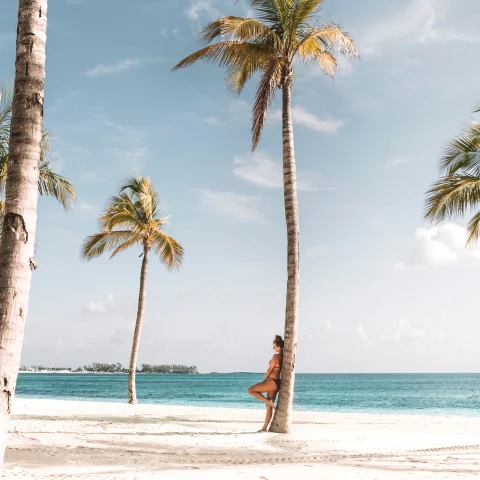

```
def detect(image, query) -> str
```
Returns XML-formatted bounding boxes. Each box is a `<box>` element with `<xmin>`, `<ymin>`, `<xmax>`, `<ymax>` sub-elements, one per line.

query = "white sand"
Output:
<box><xmin>3</xmin><ymin>398</ymin><xmax>480</xmax><ymax>479</ymax></box>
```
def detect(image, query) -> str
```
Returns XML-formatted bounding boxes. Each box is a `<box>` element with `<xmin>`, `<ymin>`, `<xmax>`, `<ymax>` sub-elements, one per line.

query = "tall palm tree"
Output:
<box><xmin>173</xmin><ymin>0</ymin><xmax>358</xmax><ymax>433</ymax></box>
<box><xmin>0</xmin><ymin>85</ymin><xmax>76</xmax><ymax>228</ymax></box>
<box><xmin>0</xmin><ymin>0</ymin><xmax>49</xmax><ymax>470</ymax></box>
<box><xmin>425</xmin><ymin>105</ymin><xmax>480</xmax><ymax>243</ymax></box>
<box><xmin>81</xmin><ymin>176</ymin><xmax>184</xmax><ymax>404</ymax></box>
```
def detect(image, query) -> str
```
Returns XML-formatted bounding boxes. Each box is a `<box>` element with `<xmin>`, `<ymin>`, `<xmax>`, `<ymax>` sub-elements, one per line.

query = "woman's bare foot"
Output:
<box><xmin>257</xmin><ymin>428</ymin><xmax>267</xmax><ymax>432</ymax></box>
<box><xmin>266</xmin><ymin>399</ymin><xmax>275</xmax><ymax>409</ymax></box>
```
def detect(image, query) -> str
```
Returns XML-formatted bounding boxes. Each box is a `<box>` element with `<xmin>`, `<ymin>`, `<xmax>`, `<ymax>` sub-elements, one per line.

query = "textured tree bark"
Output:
<box><xmin>128</xmin><ymin>246</ymin><xmax>149</xmax><ymax>405</ymax></box>
<box><xmin>0</xmin><ymin>0</ymin><xmax>48</xmax><ymax>470</ymax></box>
<box><xmin>269</xmin><ymin>69</ymin><xmax>300</xmax><ymax>434</ymax></box>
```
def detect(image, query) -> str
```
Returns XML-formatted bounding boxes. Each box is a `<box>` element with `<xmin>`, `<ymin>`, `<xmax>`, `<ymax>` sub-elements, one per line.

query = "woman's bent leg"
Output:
<box><xmin>248</xmin><ymin>381</ymin><xmax>278</xmax><ymax>407</ymax></box>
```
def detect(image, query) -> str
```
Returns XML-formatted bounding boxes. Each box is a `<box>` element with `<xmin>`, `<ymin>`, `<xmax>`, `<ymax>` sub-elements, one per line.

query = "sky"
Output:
<box><xmin>1</xmin><ymin>0</ymin><xmax>480</xmax><ymax>373</ymax></box>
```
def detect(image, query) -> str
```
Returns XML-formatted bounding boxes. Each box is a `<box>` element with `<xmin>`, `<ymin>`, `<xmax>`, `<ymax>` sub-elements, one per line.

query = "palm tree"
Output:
<box><xmin>425</xmin><ymin>105</ymin><xmax>480</xmax><ymax>243</ymax></box>
<box><xmin>173</xmin><ymin>0</ymin><xmax>358</xmax><ymax>432</ymax></box>
<box><xmin>0</xmin><ymin>85</ymin><xmax>76</xmax><ymax>228</ymax></box>
<box><xmin>0</xmin><ymin>0</ymin><xmax>49</xmax><ymax>469</ymax></box>
<box><xmin>81</xmin><ymin>176</ymin><xmax>184</xmax><ymax>404</ymax></box>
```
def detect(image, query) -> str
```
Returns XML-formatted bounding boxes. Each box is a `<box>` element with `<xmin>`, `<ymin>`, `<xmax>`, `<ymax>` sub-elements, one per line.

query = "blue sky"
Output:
<box><xmin>1</xmin><ymin>0</ymin><xmax>480</xmax><ymax>372</ymax></box>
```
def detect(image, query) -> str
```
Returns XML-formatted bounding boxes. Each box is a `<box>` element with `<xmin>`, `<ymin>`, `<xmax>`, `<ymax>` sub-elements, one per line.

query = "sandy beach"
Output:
<box><xmin>2</xmin><ymin>399</ymin><xmax>479</xmax><ymax>479</ymax></box>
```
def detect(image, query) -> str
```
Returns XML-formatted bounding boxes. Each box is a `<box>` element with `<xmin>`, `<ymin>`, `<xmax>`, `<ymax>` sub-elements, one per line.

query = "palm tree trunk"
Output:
<box><xmin>0</xmin><ymin>0</ymin><xmax>48</xmax><ymax>468</ymax></box>
<box><xmin>269</xmin><ymin>69</ymin><xmax>300</xmax><ymax>434</ymax></box>
<box><xmin>128</xmin><ymin>246</ymin><xmax>149</xmax><ymax>404</ymax></box>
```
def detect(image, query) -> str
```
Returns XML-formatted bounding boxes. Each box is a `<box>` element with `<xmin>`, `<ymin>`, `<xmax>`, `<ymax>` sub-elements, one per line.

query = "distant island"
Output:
<box><xmin>20</xmin><ymin>363</ymin><xmax>199</xmax><ymax>374</ymax></box>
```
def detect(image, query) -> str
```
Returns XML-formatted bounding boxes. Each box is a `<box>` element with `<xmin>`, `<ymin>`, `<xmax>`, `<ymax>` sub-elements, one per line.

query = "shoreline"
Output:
<box><xmin>5</xmin><ymin>398</ymin><xmax>480</xmax><ymax>479</ymax></box>
<box><xmin>13</xmin><ymin>394</ymin><xmax>480</xmax><ymax>418</ymax></box>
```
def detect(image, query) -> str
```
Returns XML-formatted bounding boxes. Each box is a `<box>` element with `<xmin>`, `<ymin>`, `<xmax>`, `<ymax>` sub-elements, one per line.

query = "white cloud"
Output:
<box><xmin>393</xmin><ymin>319</ymin><xmax>427</xmax><ymax>342</ymax></box>
<box><xmin>197</xmin><ymin>190</ymin><xmax>265</xmax><ymax>223</ymax></box>
<box><xmin>202</xmin><ymin>116</ymin><xmax>223</xmax><ymax>127</ymax></box>
<box><xmin>291</xmin><ymin>106</ymin><xmax>343</xmax><ymax>133</ymax></box>
<box><xmin>186</xmin><ymin>0</ymin><xmax>249</xmax><ymax>25</ymax></box>
<box><xmin>85</xmin><ymin>57</ymin><xmax>164</xmax><ymax>78</ymax></box>
<box><xmin>186</xmin><ymin>0</ymin><xmax>220</xmax><ymax>21</ymax></box>
<box><xmin>357</xmin><ymin>323</ymin><xmax>368</xmax><ymax>342</ymax></box>
<box><xmin>270</xmin><ymin>105</ymin><xmax>343</xmax><ymax>134</ymax></box>
<box><xmin>229</xmin><ymin>100</ymin><xmax>343</xmax><ymax>135</ymax></box>
<box><xmin>320</xmin><ymin>320</ymin><xmax>333</xmax><ymax>332</ymax></box>
<box><xmin>393</xmin><ymin>223</ymin><xmax>480</xmax><ymax>269</ymax></box>
<box><xmin>383</xmin><ymin>319</ymin><xmax>446</xmax><ymax>343</ymax></box>
<box><xmin>83</xmin><ymin>294</ymin><xmax>115</xmax><ymax>315</ymax></box>
<box><xmin>233</xmin><ymin>151</ymin><xmax>330</xmax><ymax>192</ymax></box>
<box><xmin>362</xmin><ymin>0</ymin><xmax>480</xmax><ymax>56</ymax></box>
<box><xmin>386</xmin><ymin>156</ymin><xmax>419</xmax><ymax>168</ymax></box>
<box><xmin>75</xmin><ymin>201</ymin><xmax>96</xmax><ymax>212</ymax></box>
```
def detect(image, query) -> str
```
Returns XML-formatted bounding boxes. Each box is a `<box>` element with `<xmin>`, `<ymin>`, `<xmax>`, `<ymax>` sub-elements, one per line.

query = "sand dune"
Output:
<box><xmin>4</xmin><ymin>399</ymin><xmax>480</xmax><ymax>479</ymax></box>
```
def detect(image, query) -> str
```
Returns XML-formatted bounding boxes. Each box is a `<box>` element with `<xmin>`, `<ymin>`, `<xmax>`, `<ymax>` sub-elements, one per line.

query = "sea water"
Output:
<box><xmin>16</xmin><ymin>373</ymin><xmax>480</xmax><ymax>415</ymax></box>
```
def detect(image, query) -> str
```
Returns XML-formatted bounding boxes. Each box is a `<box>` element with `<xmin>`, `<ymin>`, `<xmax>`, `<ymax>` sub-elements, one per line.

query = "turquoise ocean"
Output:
<box><xmin>16</xmin><ymin>373</ymin><xmax>480</xmax><ymax>416</ymax></box>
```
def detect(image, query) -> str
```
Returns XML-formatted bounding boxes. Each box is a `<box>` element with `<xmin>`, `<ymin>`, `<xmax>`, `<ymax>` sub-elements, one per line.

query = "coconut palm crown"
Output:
<box><xmin>81</xmin><ymin>176</ymin><xmax>183</xmax><ymax>266</ymax></box>
<box><xmin>425</xmin><ymin>106</ymin><xmax>480</xmax><ymax>244</ymax></box>
<box><xmin>173</xmin><ymin>0</ymin><xmax>358</xmax><ymax>149</ymax></box>
<box><xmin>0</xmin><ymin>84</ymin><xmax>76</xmax><ymax>225</ymax></box>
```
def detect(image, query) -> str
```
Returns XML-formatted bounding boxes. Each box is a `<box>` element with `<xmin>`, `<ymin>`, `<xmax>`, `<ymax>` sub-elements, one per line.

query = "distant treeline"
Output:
<box><xmin>21</xmin><ymin>363</ymin><xmax>199</xmax><ymax>374</ymax></box>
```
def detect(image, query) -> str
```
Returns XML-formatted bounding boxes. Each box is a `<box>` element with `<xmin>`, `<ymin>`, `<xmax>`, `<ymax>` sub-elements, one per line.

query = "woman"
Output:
<box><xmin>248</xmin><ymin>335</ymin><xmax>284</xmax><ymax>432</ymax></box>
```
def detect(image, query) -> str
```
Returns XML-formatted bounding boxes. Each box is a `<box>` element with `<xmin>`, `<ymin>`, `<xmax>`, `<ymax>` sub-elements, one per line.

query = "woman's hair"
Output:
<box><xmin>273</xmin><ymin>335</ymin><xmax>284</xmax><ymax>349</ymax></box>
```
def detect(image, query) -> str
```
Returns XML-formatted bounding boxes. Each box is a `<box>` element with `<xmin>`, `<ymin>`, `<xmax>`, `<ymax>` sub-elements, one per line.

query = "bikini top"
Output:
<box><xmin>272</xmin><ymin>355</ymin><xmax>282</xmax><ymax>370</ymax></box>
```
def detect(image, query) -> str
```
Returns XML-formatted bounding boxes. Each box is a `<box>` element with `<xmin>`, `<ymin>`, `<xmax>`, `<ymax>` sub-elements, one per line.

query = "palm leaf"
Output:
<box><xmin>38</xmin><ymin>160</ymin><xmax>76</xmax><ymax>210</ymax></box>
<box><xmin>466</xmin><ymin>211</ymin><xmax>480</xmax><ymax>244</ymax></box>
<box><xmin>120</xmin><ymin>176</ymin><xmax>160</xmax><ymax>222</ymax></box>
<box><xmin>81</xmin><ymin>230</ymin><xmax>139</xmax><ymax>260</ymax></box>
<box><xmin>440</xmin><ymin>122</ymin><xmax>480</xmax><ymax>176</ymax></box>
<box><xmin>0</xmin><ymin>198</ymin><xmax>4</xmax><ymax>230</ymax></box>
<box><xmin>0</xmin><ymin>84</ymin><xmax>12</xmax><ymax>157</ymax></box>
<box><xmin>295</xmin><ymin>23</ymin><xmax>358</xmax><ymax>60</ymax></box>
<box><xmin>424</xmin><ymin>174</ymin><xmax>480</xmax><ymax>222</ymax></box>
<box><xmin>252</xmin><ymin>58</ymin><xmax>282</xmax><ymax>150</ymax></box>
<box><xmin>200</xmin><ymin>16</ymin><xmax>280</xmax><ymax>46</ymax></box>
<box><xmin>173</xmin><ymin>41</ymin><xmax>274</xmax><ymax>72</ymax></box>
<box><xmin>248</xmin><ymin>0</ymin><xmax>284</xmax><ymax>30</ymax></box>
<box><xmin>150</xmin><ymin>230</ymin><xmax>184</xmax><ymax>270</ymax></box>
<box><xmin>297</xmin><ymin>36</ymin><xmax>337</xmax><ymax>76</ymax></box>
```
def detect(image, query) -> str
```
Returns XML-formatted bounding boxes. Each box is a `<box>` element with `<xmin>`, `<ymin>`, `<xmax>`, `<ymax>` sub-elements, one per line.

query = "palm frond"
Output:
<box><xmin>0</xmin><ymin>83</ymin><xmax>12</xmax><ymax>167</ymax></box>
<box><xmin>297</xmin><ymin>36</ymin><xmax>337</xmax><ymax>76</ymax></box>
<box><xmin>0</xmin><ymin>198</ymin><xmax>4</xmax><ymax>230</ymax></box>
<box><xmin>200</xmin><ymin>16</ymin><xmax>281</xmax><ymax>46</ymax></box>
<box><xmin>440</xmin><ymin>122</ymin><xmax>480</xmax><ymax>176</ymax></box>
<box><xmin>100</xmin><ymin>209</ymin><xmax>144</xmax><ymax>234</ymax></box>
<box><xmin>295</xmin><ymin>23</ymin><xmax>358</xmax><ymax>60</ymax></box>
<box><xmin>38</xmin><ymin>160</ymin><xmax>76</xmax><ymax>210</ymax></box>
<box><xmin>249</xmin><ymin>0</ymin><xmax>284</xmax><ymax>30</ymax></box>
<box><xmin>120</xmin><ymin>176</ymin><xmax>159</xmax><ymax>222</ymax></box>
<box><xmin>424</xmin><ymin>174</ymin><xmax>480</xmax><ymax>223</ymax></box>
<box><xmin>150</xmin><ymin>230</ymin><xmax>184</xmax><ymax>271</ymax></box>
<box><xmin>173</xmin><ymin>41</ymin><xmax>274</xmax><ymax>72</ymax></box>
<box><xmin>252</xmin><ymin>58</ymin><xmax>282</xmax><ymax>150</ymax></box>
<box><xmin>286</xmin><ymin>0</ymin><xmax>323</xmax><ymax>47</ymax></box>
<box><xmin>0</xmin><ymin>154</ymin><xmax>7</xmax><ymax>197</ymax></box>
<box><xmin>466</xmin><ymin>211</ymin><xmax>480</xmax><ymax>244</ymax></box>
<box><xmin>225</xmin><ymin>50</ymin><xmax>271</xmax><ymax>94</ymax></box>
<box><xmin>109</xmin><ymin>236</ymin><xmax>140</xmax><ymax>258</ymax></box>
<box><xmin>81</xmin><ymin>230</ymin><xmax>139</xmax><ymax>261</ymax></box>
